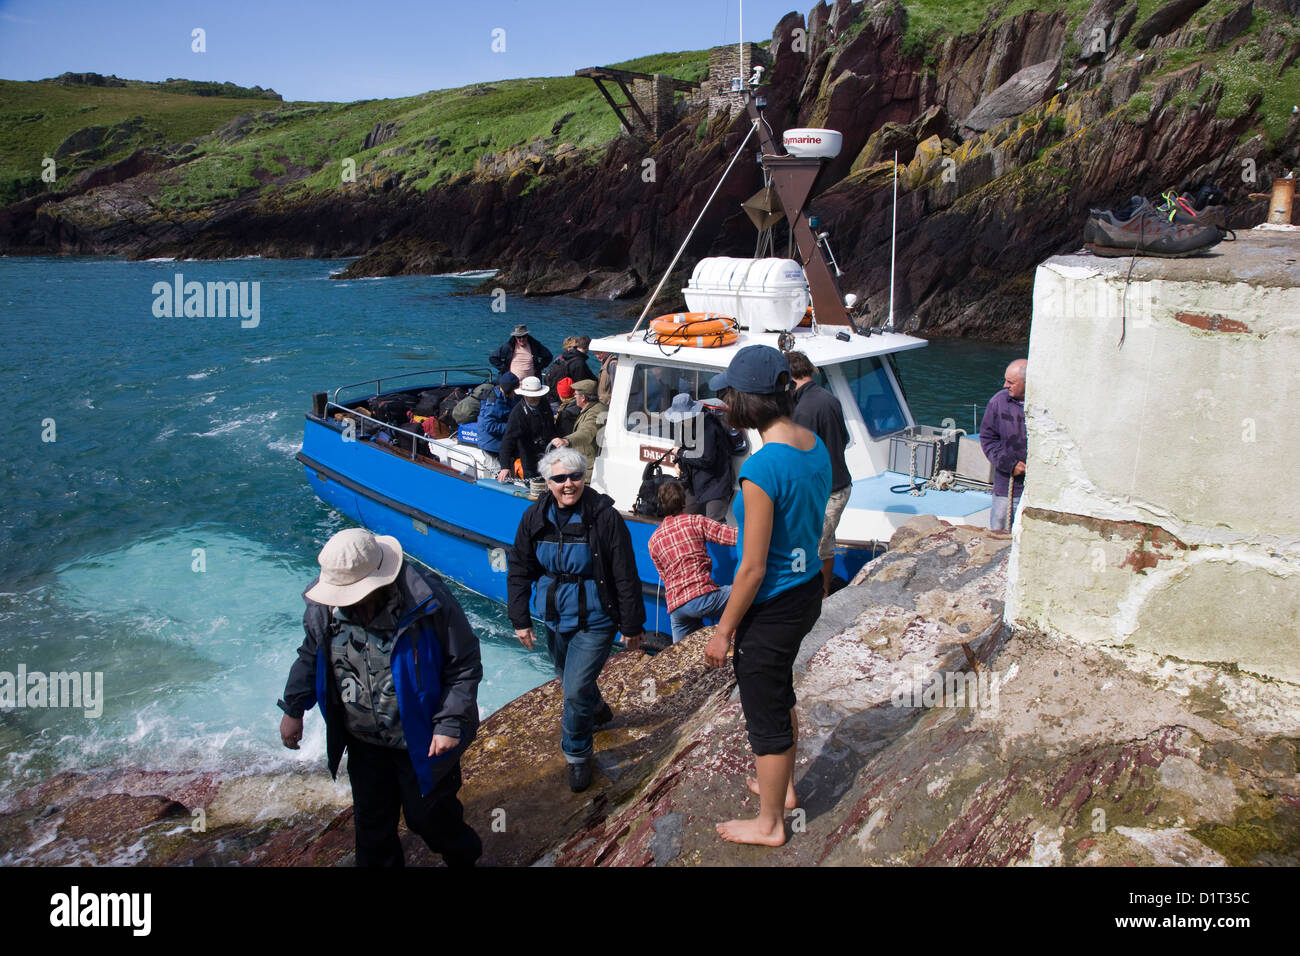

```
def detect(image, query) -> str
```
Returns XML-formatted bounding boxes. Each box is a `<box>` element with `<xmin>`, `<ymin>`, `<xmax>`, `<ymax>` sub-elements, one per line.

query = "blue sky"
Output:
<box><xmin>0</xmin><ymin>0</ymin><xmax>809</xmax><ymax>101</ymax></box>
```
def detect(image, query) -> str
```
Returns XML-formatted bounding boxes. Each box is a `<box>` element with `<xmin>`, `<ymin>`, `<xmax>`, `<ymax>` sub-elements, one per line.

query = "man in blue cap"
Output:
<box><xmin>476</xmin><ymin>372</ymin><xmax>519</xmax><ymax>475</ymax></box>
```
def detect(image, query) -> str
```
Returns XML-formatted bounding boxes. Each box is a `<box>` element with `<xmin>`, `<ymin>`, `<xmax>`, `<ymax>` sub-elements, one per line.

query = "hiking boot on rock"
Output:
<box><xmin>1085</xmin><ymin>196</ymin><xmax>1222</xmax><ymax>258</ymax></box>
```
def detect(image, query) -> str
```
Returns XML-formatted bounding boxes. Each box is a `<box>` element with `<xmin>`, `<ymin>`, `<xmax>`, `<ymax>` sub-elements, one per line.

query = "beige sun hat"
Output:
<box><xmin>516</xmin><ymin>375</ymin><xmax>549</xmax><ymax>398</ymax></box>
<box><xmin>305</xmin><ymin>528</ymin><xmax>403</xmax><ymax>606</ymax></box>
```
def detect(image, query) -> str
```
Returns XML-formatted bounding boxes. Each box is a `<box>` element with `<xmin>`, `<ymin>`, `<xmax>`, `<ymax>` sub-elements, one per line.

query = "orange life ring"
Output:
<box><xmin>654</xmin><ymin>329</ymin><xmax>740</xmax><ymax>348</ymax></box>
<box><xmin>650</xmin><ymin>312</ymin><xmax>736</xmax><ymax>336</ymax></box>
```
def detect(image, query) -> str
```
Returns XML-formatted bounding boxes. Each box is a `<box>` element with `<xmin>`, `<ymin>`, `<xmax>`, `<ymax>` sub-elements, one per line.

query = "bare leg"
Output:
<box><xmin>747</xmin><ymin>708</ymin><xmax>798</xmax><ymax>809</ymax></box>
<box><xmin>718</xmin><ymin>747</ymin><xmax>793</xmax><ymax>846</ymax></box>
<box><xmin>821</xmin><ymin>558</ymin><xmax>834</xmax><ymax>597</ymax></box>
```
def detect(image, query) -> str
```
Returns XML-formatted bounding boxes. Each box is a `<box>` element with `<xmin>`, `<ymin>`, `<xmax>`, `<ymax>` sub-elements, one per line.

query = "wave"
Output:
<box><xmin>191</xmin><ymin>410</ymin><xmax>278</xmax><ymax>437</ymax></box>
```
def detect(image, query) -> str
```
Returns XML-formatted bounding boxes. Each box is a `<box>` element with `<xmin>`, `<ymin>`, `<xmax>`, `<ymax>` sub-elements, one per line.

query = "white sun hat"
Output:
<box><xmin>305</xmin><ymin>528</ymin><xmax>404</xmax><ymax>606</ymax></box>
<box><xmin>516</xmin><ymin>375</ymin><xmax>550</xmax><ymax>398</ymax></box>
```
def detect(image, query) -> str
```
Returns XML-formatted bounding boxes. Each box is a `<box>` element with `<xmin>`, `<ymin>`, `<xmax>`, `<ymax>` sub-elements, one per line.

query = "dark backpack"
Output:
<box><xmin>371</xmin><ymin>393</ymin><xmax>417</xmax><ymax>426</ymax></box>
<box><xmin>633</xmin><ymin>453</ymin><xmax>682</xmax><ymax>518</ymax></box>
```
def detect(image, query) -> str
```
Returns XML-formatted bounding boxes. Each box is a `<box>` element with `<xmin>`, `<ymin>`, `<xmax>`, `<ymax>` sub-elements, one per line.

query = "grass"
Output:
<box><xmin>0</xmin><ymin>79</ymin><xmax>275</xmax><ymax>203</ymax></box>
<box><xmin>3</xmin><ymin>44</ymin><xmax>712</xmax><ymax>211</ymax></box>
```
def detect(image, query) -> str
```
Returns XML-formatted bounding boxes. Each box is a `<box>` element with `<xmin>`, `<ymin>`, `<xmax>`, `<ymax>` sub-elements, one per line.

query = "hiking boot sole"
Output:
<box><xmin>1086</xmin><ymin>242</ymin><xmax>1218</xmax><ymax>259</ymax></box>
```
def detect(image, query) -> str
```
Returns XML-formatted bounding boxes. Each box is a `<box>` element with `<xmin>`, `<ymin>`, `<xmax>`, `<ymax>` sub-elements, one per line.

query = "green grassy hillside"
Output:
<box><xmin>0</xmin><ymin>79</ymin><xmax>281</xmax><ymax>203</ymax></box>
<box><xmin>0</xmin><ymin>49</ymin><xmax>711</xmax><ymax>209</ymax></box>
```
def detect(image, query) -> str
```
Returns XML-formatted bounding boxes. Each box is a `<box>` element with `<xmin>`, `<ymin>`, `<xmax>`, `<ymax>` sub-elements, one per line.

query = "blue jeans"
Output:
<box><xmin>545</xmin><ymin>626</ymin><xmax>615</xmax><ymax>762</ymax></box>
<box><xmin>669</xmin><ymin>586</ymin><xmax>731</xmax><ymax>642</ymax></box>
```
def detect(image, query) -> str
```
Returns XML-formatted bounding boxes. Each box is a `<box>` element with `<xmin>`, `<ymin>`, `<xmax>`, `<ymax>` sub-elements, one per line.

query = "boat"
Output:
<box><xmin>297</xmin><ymin>85</ymin><xmax>994</xmax><ymax>635</ymax></box>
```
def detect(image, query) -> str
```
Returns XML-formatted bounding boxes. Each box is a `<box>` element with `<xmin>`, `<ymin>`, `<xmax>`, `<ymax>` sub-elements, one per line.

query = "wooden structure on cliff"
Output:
<box><xmin>575</xmin><ymin>67</ymin><xmax>699</xmax><ymax>138</ymax></box>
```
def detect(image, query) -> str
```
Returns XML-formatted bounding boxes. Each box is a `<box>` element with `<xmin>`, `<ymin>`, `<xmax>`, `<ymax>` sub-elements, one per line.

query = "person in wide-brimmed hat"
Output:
<box><xmin>489</xmin><ymin>324</ymin><xmax>553</xmax><ymax>382</ymax></box>
<box><xmin>702</xmin><ymin>345</ymin><xmax>830</xmax><ymax>849</ymax></box>
<box><xmin>664</xmin><ymin>392</ymin><xmax>735</xmax><ymax>522</ymax></box>
<box><xmin>278</xmin><ymin>528</ymin><xmax>484</xmax><ymax>867</ymax></box>
<box><xmin>496</xmin><ymin>376</ymin><xmax>557</xmax><ymax>487</ymax></box>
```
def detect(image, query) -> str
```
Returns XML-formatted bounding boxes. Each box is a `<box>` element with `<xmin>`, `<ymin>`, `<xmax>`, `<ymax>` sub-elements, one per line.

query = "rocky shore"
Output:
<box><xmin>4</xmin><ymin>517</ymin><xmax>1295</xmax><ymax>866</ymax></box>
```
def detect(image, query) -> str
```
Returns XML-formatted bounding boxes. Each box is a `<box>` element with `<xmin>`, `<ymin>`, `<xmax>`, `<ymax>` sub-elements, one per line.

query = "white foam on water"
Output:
<box><xmin>191</xmin><ymin>409</ymin><xmax>278</xmax><ymax>438</ymax></box>
<box><xmin>187</xmin><ymin>370</ymin><xmax>212</xmax><ymax>380</ymax></box>
<box><xmin>3</xmin><ymin>528</ymin><xmax>556</xmax><ymax>792</ymax></box>
<box><xmin>243</xmin><ymin>356</ymin><xmax>275</xmax><ymax>364</ymax></box>
<box><xmin>10</xmin><ymin>529</ymin><xmax>326</xmax><ymax>782</ymax></box>
<box><xmin>267</xmin><ymin>437</ymin><xmax>302</xmax><ymax>454</ymax></box>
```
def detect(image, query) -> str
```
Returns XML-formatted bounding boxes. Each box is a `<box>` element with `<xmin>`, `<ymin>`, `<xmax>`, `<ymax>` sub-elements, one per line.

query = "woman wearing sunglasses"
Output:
<box><xmin>703</xmin><ymin>345</ymin><xmax>830</xmax><ymax>846</ymax></box>
<box><xmin>506</xmin><ymin>447</ymin><xmax>645</xmax><ymax>792</ymax></box>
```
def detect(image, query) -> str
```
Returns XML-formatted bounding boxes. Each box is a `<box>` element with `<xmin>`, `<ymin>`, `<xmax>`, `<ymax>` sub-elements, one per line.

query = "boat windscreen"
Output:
<box><xmin>625</xmin><ymin>362</ymin><xmax>722</xmax><ymax>434</ymax></box>
<box><xmin>843</xmin><ymin>357</ymin><xmax>907</xmax><ymax>438</ymax></box>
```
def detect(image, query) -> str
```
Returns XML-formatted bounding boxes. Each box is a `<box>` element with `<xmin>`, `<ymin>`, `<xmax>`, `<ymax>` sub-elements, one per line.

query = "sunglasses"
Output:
<box><xmin>547</xmin><ymin>471</ymin><xmax>585</xmax><ymax>484</ymax></box>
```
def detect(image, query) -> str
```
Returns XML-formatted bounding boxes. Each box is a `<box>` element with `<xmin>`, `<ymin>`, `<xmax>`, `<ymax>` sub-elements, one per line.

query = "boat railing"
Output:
<box><xmin>321</xmin><ymin>400</ymin><xmax>485</xmax><ymax>477</ymax></box>
<box><xmin>330</xmin><ymin>365</ymin><xmax>494</xmax><ymax>406</ymax></box>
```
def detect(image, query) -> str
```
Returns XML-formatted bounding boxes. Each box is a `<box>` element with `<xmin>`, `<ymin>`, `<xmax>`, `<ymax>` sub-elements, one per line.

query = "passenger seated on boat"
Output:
<box><xmin>490</xmin><ymin>324</ymin><xmax>554</xmax><ymax>382</ymax></box>
<box><xmin>664</xmin><ymin>392</ymin><xmax>734</xmax><ymax>523</ymax></box>
<box><xmin>554</xmin><ymin>377</ymin><xmax>580</xmax><ymax>435</ymax></box>
<box><xmin>648</xmin><ymin>481</ymin><xmax>738</xmax><ymax>642</ymax></box>
<box><xmin>549</xmin><ymin>379</ymin><xmax>606</xmax><ymax>481</ymax></box>
<box><xmin>476</xmin><ymin>372</ymin><xmax>520</xmax><ymax>474</ymax></box>
<box><xmin>496</xmin><ymin>376</ymin><xmax>557</xmax><ymax>486</ymax></box>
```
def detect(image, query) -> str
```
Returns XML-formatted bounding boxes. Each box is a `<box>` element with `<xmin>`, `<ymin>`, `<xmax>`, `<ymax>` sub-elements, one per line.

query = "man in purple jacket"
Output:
<box><xmin>980</xmin><ymin>359</ymin><xmax>1027</xmax><ymax>531</ymax></box>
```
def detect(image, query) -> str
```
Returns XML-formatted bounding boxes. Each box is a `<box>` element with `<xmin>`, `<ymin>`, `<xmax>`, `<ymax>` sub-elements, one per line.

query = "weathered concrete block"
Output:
<box><xmin>1006</xmin><ymin>228</ymin><xmax>1300</xmax><ymax>683</ymax></box>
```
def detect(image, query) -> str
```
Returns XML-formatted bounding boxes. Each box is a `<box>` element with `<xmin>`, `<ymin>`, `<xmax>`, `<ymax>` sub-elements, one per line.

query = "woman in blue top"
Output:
<box><xmin>704</xmin><ymin>345</ymin><xmax>830</xmax><ymax>847</ymax></box>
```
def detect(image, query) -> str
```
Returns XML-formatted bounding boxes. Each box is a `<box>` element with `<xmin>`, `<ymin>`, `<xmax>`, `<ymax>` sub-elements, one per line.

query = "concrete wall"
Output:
<box><xmin>1005</xmin><ymin>227</ymin><xmax>1300</xmax><ymax>683</ymax></box>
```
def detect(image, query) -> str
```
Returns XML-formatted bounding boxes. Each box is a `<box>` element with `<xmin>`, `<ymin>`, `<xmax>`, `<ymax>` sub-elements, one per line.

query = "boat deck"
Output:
<box><xmin>849</xmin><ymin>471</ymin><xmax>990</xmax><ymax>518</ymax></box>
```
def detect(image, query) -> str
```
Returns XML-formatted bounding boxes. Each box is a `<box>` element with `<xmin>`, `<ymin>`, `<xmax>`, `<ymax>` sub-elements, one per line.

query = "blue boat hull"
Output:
<box><xmin>298</xmin><ymin>414</ymin><xmax>876</xmax><ymax>634</ymax></box>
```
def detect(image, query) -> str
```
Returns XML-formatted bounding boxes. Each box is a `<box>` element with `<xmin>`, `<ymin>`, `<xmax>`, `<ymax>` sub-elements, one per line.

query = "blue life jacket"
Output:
<box><xmin>532</xmin><ymin>501</ymin><xmax>613</xmax><ymax>633</ymax></box>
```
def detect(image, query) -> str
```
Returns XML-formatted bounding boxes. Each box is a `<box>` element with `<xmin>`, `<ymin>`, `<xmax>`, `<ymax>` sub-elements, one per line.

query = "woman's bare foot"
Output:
<box><xmin>716</xmin><ymin>816</ymin><xmax>787</xmax><ymax>846</ymax></box>
<box><xmin>746</xmin><ymin>776</ymin><xmax>797</xmax><ymax>810</ymax></box>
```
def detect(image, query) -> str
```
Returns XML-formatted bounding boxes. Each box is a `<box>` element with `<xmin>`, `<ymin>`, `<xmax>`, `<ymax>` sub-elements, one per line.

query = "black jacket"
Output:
<box><xmin>498</xmin><ymin>399</ymin><xmax>558</xmax><ymax>478</ymax></box>
<box><xmin>543</xmin><ymin>349</ymin><xmax>596</xmax><ymax>390</ymax></box>
<box><xmin>679</xmin><ymin>411</ymin><xmax>734</xmax><ymax>504</ymax></box>
<box><xmin>793</xmin><ymin>380</ymin><xmax>852</xmax><ymax>492</ymax></box>
<box><xmin>507</xmin><ymin>489</ymin><xmax>646</xmax><ymax>636</ymax></box>
<box><xmin>490</xmin><ymin>335</ymin><xmax>553</xmax><ymax>380</ymax></box>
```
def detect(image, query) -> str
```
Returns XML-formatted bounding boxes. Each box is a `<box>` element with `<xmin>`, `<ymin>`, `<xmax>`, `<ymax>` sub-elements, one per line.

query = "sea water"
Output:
<box><xmin>0</xmin><ymin>256</ymin><xmax>1021</xmax><ymax>796</ymax></box>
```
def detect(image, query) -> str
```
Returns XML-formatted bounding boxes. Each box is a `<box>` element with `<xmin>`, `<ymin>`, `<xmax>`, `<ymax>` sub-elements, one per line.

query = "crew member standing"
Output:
<box><xmin>980</xmin><ymin>358</ymin><xmax>1027</xmax><ymax>531</ymax></box>
<box><xmin>787</xmin><ymin>351</ymin><xmax>850</xmax><ymax>596</ymax></box>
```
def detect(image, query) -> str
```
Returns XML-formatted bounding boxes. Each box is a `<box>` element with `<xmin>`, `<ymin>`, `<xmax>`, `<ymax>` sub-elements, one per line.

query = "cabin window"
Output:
<box><xmin>843</xmin><ymin>357</ymin><xmax>906</xmax><ymax>438</ymax></box>
<box><xmin>624</xmin><ymin>362</ymin><xmax>719</xmax><ymax>435</ymax></box>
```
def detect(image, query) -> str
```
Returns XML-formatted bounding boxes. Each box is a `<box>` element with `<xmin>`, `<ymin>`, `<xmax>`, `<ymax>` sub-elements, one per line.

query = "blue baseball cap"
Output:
<box><xmin>709</xmin><ymin>345</ymin><xmax>791</xmax><ymax>394</ymax></box>
<box><xmin>498</xmin><ymin>372</ymin><xmax>520</xmax><ymax>389</ymax></box>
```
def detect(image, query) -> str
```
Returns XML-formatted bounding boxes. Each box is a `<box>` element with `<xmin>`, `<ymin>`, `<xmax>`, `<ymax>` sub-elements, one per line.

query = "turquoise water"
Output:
<box><xmin>0</xmin><ymin>256</ymin><xmax>1021</xmax><ymax>793</ymax></box>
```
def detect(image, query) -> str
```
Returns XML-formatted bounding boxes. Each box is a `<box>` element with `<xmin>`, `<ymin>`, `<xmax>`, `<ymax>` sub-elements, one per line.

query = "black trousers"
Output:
<box><xmin>344</xmin><ymin>734</ymin><xmax>482</xmax><ymax>867</ymax></box>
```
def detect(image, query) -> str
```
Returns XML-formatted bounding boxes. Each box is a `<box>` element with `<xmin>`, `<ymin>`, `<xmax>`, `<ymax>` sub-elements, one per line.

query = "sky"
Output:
<box><xmin>0</xmin><ymin>0</ymin><xmax>812</xmax><ymax>102</ymax></box>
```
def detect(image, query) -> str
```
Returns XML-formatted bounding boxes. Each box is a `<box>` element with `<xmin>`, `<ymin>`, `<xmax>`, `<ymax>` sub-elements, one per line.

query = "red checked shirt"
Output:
<box><xmin>647</xmin><ymin>514</ymin><xmax>738</xmax><ymax>612</ymax></box>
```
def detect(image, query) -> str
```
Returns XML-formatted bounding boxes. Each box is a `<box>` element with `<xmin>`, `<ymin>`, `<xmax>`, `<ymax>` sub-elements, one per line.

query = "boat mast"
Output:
<box><xmin>889</xmin><ymin>150</ymin><xmax>897</xmax><ymax>331</ymax></box>
<box><xmin>742</xmin><ymin>97</ymin><xmax>856</xmax><ymax>329</ymax></box>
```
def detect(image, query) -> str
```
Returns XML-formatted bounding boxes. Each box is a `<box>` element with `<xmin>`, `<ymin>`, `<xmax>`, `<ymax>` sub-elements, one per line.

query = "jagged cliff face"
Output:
<box><xmin>4</xmin><ymin>0</ymin><xmax>1299</xmax><ymax>340</ymax></box>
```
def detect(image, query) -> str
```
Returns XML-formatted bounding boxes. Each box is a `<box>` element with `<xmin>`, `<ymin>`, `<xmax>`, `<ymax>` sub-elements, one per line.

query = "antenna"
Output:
<box><xmin>888</xmin><ymin>150</ymin><xmax>897</xmax><ymax>332</ymax></box>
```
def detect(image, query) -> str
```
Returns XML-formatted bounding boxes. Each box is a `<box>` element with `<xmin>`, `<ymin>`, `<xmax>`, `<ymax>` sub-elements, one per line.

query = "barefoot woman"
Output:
<box><xmin>704</xmin><ymin>346</ymin><xmax>830</xmax><ymax>846</ymax></box>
